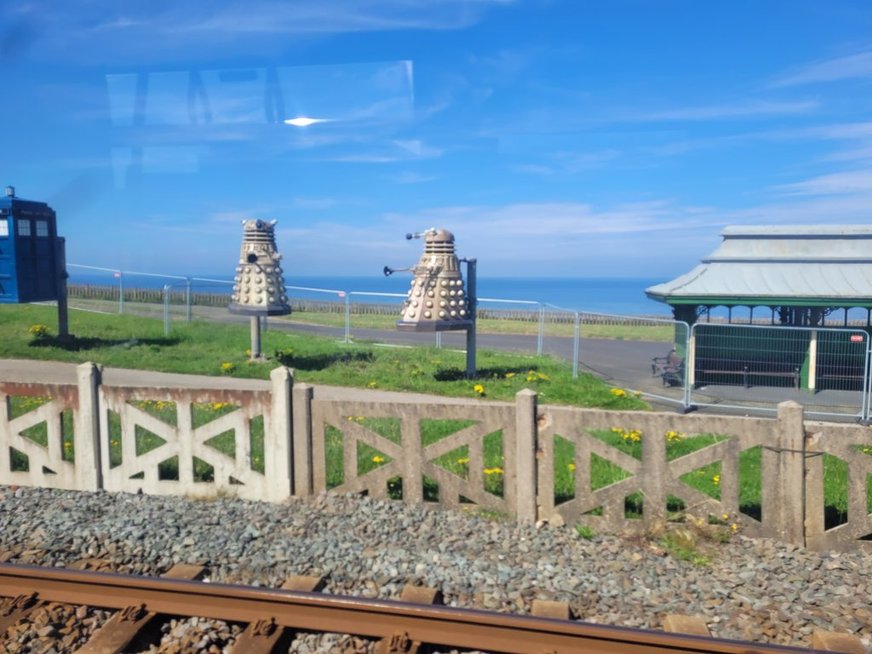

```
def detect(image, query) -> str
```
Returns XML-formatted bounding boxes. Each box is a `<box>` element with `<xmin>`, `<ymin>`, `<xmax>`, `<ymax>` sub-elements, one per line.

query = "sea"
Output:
<box><xmin>66</xmin><ymin>271</ymin><xmax>672</xmax><ymax>317</ymax></box>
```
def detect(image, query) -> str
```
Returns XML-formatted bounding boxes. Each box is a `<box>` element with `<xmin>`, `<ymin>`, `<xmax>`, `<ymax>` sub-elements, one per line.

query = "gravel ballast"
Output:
<box><xmin>1</xmin><ymin>486</ymin><xmax>871</xmax><ymax>652</ymax></box>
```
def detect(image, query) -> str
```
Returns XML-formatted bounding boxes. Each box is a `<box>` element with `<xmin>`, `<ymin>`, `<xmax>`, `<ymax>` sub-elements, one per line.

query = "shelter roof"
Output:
<box><xmin>646</xmin><ymin>225</ymin><xmax>872</xmax><ymax>307</ymax></box>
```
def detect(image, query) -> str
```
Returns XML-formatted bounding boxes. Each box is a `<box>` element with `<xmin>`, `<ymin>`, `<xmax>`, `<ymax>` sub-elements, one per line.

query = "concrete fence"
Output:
<box><xmin>2</xmin><ymin>363</ymin><xmax>871</xmax><ymax>551</ymax></box>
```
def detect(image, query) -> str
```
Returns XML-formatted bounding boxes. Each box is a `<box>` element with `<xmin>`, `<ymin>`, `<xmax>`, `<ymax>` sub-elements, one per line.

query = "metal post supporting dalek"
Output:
<box><xmin>385</xmin><ymin>228</ymin><xmax>478</xmax><ymax>378</ymax></box>
<box><xmin>228</xmin><ymin>219</ymin><xmax>291</xmax><ymax>360</ymax></box>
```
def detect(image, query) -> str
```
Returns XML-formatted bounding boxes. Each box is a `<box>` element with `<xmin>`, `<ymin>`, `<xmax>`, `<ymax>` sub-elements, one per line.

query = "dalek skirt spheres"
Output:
<box><xmin>229</xmin><ymin>219</ymin><xmax>291</xmax><ymax>317</ymax></box>
<box><xmin>391</xmin><ymin>228</ymin><xmax>473</xmax><ymax>332</ymax></box>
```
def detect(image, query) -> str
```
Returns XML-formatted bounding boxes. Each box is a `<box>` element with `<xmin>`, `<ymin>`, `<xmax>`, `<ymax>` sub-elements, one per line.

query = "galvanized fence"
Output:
<box><xmin>688</xmin><ymin>323</ymin><xmax>870</xmax><ymax>421</ymax></box>
<box><xmin>62</xmin><ymin>264</ymin><xmax>872</xmax><ymax>421</ymax></box>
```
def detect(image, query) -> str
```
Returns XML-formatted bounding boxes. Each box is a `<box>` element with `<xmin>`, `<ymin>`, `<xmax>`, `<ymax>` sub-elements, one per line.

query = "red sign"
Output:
<box><xmin>113</xmin><ymin>272</ymin><xmax>121</xmax><ymax>279</ymax></box>
<box><xmin>850</xmin><ymin>334</ymin><xmax>864</xmax><ymax>343</ymax></box>
<box><xmin>338</xmin><ymin>291</ymin><xmax>346</xmax><ymax>298</ymax></box>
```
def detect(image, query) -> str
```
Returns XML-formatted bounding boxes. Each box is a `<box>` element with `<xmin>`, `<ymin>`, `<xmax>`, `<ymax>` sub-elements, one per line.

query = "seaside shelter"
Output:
<box><xmin>645</xmin><ymin>225</ymin><xmax>872</xmax><ymax>392</ymax></box>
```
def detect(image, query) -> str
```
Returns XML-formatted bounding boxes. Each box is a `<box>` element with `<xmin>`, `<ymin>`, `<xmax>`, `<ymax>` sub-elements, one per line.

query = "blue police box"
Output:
<box><xmin>0</xmin><ymin>185</ymin><xmax>64</xmax><ymax>304</ymax></box>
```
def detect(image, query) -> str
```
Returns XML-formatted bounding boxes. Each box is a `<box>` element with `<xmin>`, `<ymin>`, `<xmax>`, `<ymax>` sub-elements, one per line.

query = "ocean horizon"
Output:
<box><xmin>66</xmin><ymin>270</ymin><xmax>673</xmax><ymax>317</ymax></box>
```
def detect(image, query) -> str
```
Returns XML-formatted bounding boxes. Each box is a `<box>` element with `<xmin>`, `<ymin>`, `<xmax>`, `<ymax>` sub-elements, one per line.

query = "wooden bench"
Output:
<box><xmin>694</xmin><ymin>358</ymin><xmax>800</xmax><ymax>389</ymax></box>
<box><xmin>652</xmin><ymin>351</ymin><xmax>684</xmax><ymax>387</ymax></box>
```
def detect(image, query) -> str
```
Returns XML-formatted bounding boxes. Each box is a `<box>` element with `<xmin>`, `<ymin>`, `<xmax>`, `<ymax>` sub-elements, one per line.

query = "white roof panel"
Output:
<box><xmin>646</xmin><ymin>225</ymin><xmax>872</xmax><ymax>304</ymax></box>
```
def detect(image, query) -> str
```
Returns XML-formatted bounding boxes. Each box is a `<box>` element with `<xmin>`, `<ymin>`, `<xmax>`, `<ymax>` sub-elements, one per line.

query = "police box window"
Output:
<box><xmin>18</xmin><ymin>219</ymin><xmax>31</xmax><ymax>237</ymax></box>
<box><xmin>0</xmin><ymin>219</ymin><xmax>8</xmax><ymax>237</ymax></box>
<box><xmin>36</xmin><ymin>220</ymin><xmax>48</xmax><ymax>237</ymax></box>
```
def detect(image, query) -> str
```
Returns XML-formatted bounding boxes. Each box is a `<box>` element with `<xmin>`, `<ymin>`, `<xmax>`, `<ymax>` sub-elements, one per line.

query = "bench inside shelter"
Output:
<box><xmin>694</xmin><ymin>357</ymin><xmax>800</xmax><ymax>389</ymax></box>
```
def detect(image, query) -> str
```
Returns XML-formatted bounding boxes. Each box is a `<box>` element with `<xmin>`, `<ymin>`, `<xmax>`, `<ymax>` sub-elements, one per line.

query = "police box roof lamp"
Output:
<box><xmin>390</xmin><ymin>227</ymin><xmax>474</xmax><ymax>332</ymax></box>
<box><xmin>5</xmin><ymin>186</ymin><xmax>14</xmax><ymax>197</ymax></box>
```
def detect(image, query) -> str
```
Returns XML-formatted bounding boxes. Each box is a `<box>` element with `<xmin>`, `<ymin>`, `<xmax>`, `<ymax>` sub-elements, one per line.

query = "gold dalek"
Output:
<box><xmin>385</xmin><ymin>228</ymin><xmax>478</xmax><ymax>377</ymax></box>
<box><xmin>386</xmin><ymin>228</ymin><xmax>473</xmax><ymax>332</ymax></box>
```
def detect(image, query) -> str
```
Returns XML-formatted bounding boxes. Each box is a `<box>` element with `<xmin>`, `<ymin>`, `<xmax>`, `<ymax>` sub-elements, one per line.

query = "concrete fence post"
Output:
<box><xmin>268</xmin><ymin>367</ymin><xmax>294</xmax><ymax>501</ymax></box>
<box><xmin>641</xmin><ymin>412</ymin><xmax>667</xmax><ymax>528</ymax></box>
<box><xmin>75</xmin><ymin>362</ymin><xmax>103</xmax><ymax>491</ymax></box>
<box><xmin>803</xmin><ymin>429</ymin><xmax>826</xmax><ymax>551</ymax></box>
<box><xmin>292</xmin><ymin>383</ymin><xmax>314</xmax><ymax>496</ymax></box>
<box><xmin>515</xmin><ymin>389</ymin><xmax>538</xmax><ymax>524</ymax></box>
<box><xmin>765</xmin><ymin>401</ymin><xmax>806</xmax><ymax>546</ymax></box>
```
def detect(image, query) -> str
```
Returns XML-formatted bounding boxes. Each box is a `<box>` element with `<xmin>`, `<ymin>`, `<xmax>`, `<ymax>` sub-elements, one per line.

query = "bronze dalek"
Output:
<box><xmin>389</xmin><ymin>228</ymin><xmax>473</xmax><ymax>332</ymax></box>
<box><xmin>229</xmin><ymin>219</ymin><xmax>291</xmax><ymax>316</ymax></box>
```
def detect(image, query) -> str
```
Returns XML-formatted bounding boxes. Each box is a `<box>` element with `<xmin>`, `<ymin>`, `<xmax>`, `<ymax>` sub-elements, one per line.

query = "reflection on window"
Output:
<box><xmin>18</xmin><ymin>219</ymin><xmax>31</xmax><ymax>237</ymax></box>
<box><xmin>0</xmin><ymin>219</ymin><xmax>7</xmax><ymax>237</ymax></box>
<box><xmin>36</xmin><ymin>220</ymin><xmax>48</xmax><ymax>237</ymax></box>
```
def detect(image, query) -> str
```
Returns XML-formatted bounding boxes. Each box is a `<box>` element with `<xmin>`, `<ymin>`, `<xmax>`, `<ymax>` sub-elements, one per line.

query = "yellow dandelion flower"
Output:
<box><xmin>731</xmin><ymin>523</ymin><xmax>739</xmax><ymax>532</ymax></box>
<box><xmin>568</xmin><ymin>463</ymin><xmax>576</xmax><ymax>472</ymax></box>
<box><xmin>712</xmin><ymin>474</ymin><xmax>720</xmax><ymax>486</ymax></box>
<box><xmin>505</xmin><ymin>372</ymin><xmax>516</xmax><ymax>379</ymax></box>
<box><xmin>367</xmin><ymin>380</ymin><xmax>378</xmax><ymax>389</ymax></box>
<box><xmin>372</xmin><ymin>455</ymin><xmax>385</xmax><ymax>464</ymax></box>
<box><xmin>473</xmin><ymin>384</ymin><xmax>485</xmax><ymax>396</ymax></box>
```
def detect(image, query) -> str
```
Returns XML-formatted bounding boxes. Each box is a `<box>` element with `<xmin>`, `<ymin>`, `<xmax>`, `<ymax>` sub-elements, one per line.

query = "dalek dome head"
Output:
<box><xmin>425</xmin><ymin>228</ymin><xmax>454</xmax><ymax>244</ymax></box>
<box><xmin>228</xmin><ymin>218</ymin><xmax>291</xmax><ymax>316</ymax></box>
<box><xmin>393</xmin><ymin>227</ymin><xmax>474</xmax><ymax>332</ymax></box>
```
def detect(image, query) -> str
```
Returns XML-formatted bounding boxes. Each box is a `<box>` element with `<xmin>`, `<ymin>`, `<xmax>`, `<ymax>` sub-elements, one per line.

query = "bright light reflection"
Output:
<box><xmin>283</xmin><ymin>116</ymin><xmax>331</xmax><ymax>127</ymax></box>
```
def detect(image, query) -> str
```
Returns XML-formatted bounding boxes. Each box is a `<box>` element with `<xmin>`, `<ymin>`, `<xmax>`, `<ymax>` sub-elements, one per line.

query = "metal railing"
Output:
<box><xmin>64</xmin><ymin>263</ymin><xmax>872</xmax><ymax>421</ymax></box>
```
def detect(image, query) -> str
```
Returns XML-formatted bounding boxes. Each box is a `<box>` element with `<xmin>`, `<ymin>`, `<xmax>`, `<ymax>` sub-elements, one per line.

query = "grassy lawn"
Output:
<box><xmin>2</xmin><ymin>304</ymin><xmax>864</xmax><ymax>530</ymax></box>
<box><xmin>1</xmin><ymin>304</ymin><xmax>647</xmax><ymax>408</ymax></box>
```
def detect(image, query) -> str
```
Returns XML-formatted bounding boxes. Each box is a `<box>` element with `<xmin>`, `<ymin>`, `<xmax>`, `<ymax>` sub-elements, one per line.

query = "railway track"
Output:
<box><xmin>0</xmin><ymin>561</ymin><xmax>856</xmax><ymax>654</ymax></box>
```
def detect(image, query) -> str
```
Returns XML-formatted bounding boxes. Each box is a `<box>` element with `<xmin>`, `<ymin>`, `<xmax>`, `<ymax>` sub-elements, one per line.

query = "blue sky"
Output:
<box><xmin>3</xmin><ymin>0</ymin><xmax>872</xmax><ymax>279</ymax></box>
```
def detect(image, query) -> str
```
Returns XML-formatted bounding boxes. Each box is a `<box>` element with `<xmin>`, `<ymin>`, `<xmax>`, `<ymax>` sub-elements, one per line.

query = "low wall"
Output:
<box><xmin>2</xmin><ymin>362</ymin><xmax>871</xmax><ymax>551</ymax></box>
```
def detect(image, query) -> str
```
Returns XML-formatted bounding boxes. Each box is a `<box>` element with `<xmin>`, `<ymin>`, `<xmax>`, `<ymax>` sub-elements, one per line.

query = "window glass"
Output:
<box><xmin>36</xmin><ymin>220</ymin><xmax>49</xmax><ymax>237</ymax></box>
<box><xmin>18</xmin><ymin>219</ymin><xmax>31</xmax><ymax>237</ymax></box>
<box><xmin>0</xmin><ymin>219</ymin><xmax>7</xmax><ymax>237</ymax></box>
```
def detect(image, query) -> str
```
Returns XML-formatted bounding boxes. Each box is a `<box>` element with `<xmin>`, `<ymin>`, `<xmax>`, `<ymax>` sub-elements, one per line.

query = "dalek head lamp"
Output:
<box><xmin>228</xmin><ymin>219</ymin><xmax>291</xmax><ymax>316</ymax></box>
<box><xmin>386</xmin><ymin>228</ymin><xmax>473</xmax><ymax>332</ymax></box>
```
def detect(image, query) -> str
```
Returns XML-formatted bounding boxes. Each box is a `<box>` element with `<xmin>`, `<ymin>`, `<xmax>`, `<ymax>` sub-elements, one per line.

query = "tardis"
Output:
<box><xmin>0</xmin><ymin>186</ymin><xmax>63</xmax><ymax>304</ymax></box>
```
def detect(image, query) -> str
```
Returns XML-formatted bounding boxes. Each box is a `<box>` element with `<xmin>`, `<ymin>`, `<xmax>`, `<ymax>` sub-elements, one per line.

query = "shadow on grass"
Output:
<box><xmin>30</xmin><ymin>336</ymin><xmax>181</xmax><ymax>351</ymax></box>
<box><xmin>273</xmin><ymin>349</ymin><xmax>375</xmax><ymax>371</ymax></box>
<box><xmin>433</xmin><ymin>366</ymin><xmax>535</xmax><ymax>382</ymax></box>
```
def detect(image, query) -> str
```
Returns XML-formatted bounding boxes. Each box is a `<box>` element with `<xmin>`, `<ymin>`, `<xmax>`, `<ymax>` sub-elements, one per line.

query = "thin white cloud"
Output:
<box><xmin>772</xmin><ymin>50</ymin><xmax>872</xmax><ymax>87</ymax></box>
<box><xmin>822</xmin><ymin>145</ymin><xmax>872</xmax><ymax>163</ymax></box>
<box><xmin>12</xmin><ymin>0</ymin><xmax>516</xmax><ymax>62</ymax></box>
<box><xmin>634</xmin><ymin>100</ymin><xmax>818</xmax><ymax>122</ymax></box>
<box><xmin>771</xmin><ymin>169</ymin><xmax>872</xmax><ymax>196</ymax></box>
<box><xmin>390</xmin><ymin>172</ymin><xmax>437</xmax><ymax>184</ymax></box>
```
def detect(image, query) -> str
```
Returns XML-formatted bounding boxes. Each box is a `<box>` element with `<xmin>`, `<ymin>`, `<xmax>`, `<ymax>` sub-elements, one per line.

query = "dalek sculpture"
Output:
<box><xmin>386</xmin><ymin>228</ymin><xmax>474</xmax><ymax>332</ymax></box>
<box><xmin>229</xmin><ymin>219</ymin><xmax>291</xmax><ymax>316</ymax></box>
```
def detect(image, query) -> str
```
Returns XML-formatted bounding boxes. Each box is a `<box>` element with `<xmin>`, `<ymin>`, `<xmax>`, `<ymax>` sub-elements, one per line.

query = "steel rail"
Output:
<box><xmin>0</xmin><ymin>563</ymin><xmax>814</xmax><ymax>654</ymax></box>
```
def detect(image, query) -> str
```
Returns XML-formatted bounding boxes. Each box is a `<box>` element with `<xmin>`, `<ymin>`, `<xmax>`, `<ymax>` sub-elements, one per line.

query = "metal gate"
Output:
<box><xmin>688</xmin><ymin>323</ymin><xmax>870</xmax><ymax>420</ymax></box>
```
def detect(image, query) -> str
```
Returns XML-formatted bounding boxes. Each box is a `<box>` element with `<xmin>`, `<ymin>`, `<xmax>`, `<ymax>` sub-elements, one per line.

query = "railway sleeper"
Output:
<box><xmin>76</xmin><ymin>563</ymin><xmax>206</xmax><ymax>654</ymax></box>
<box><xmin>228</xmin><ymin>575</ymin><xmax>329</xmax><ymax>654</ymax></box>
